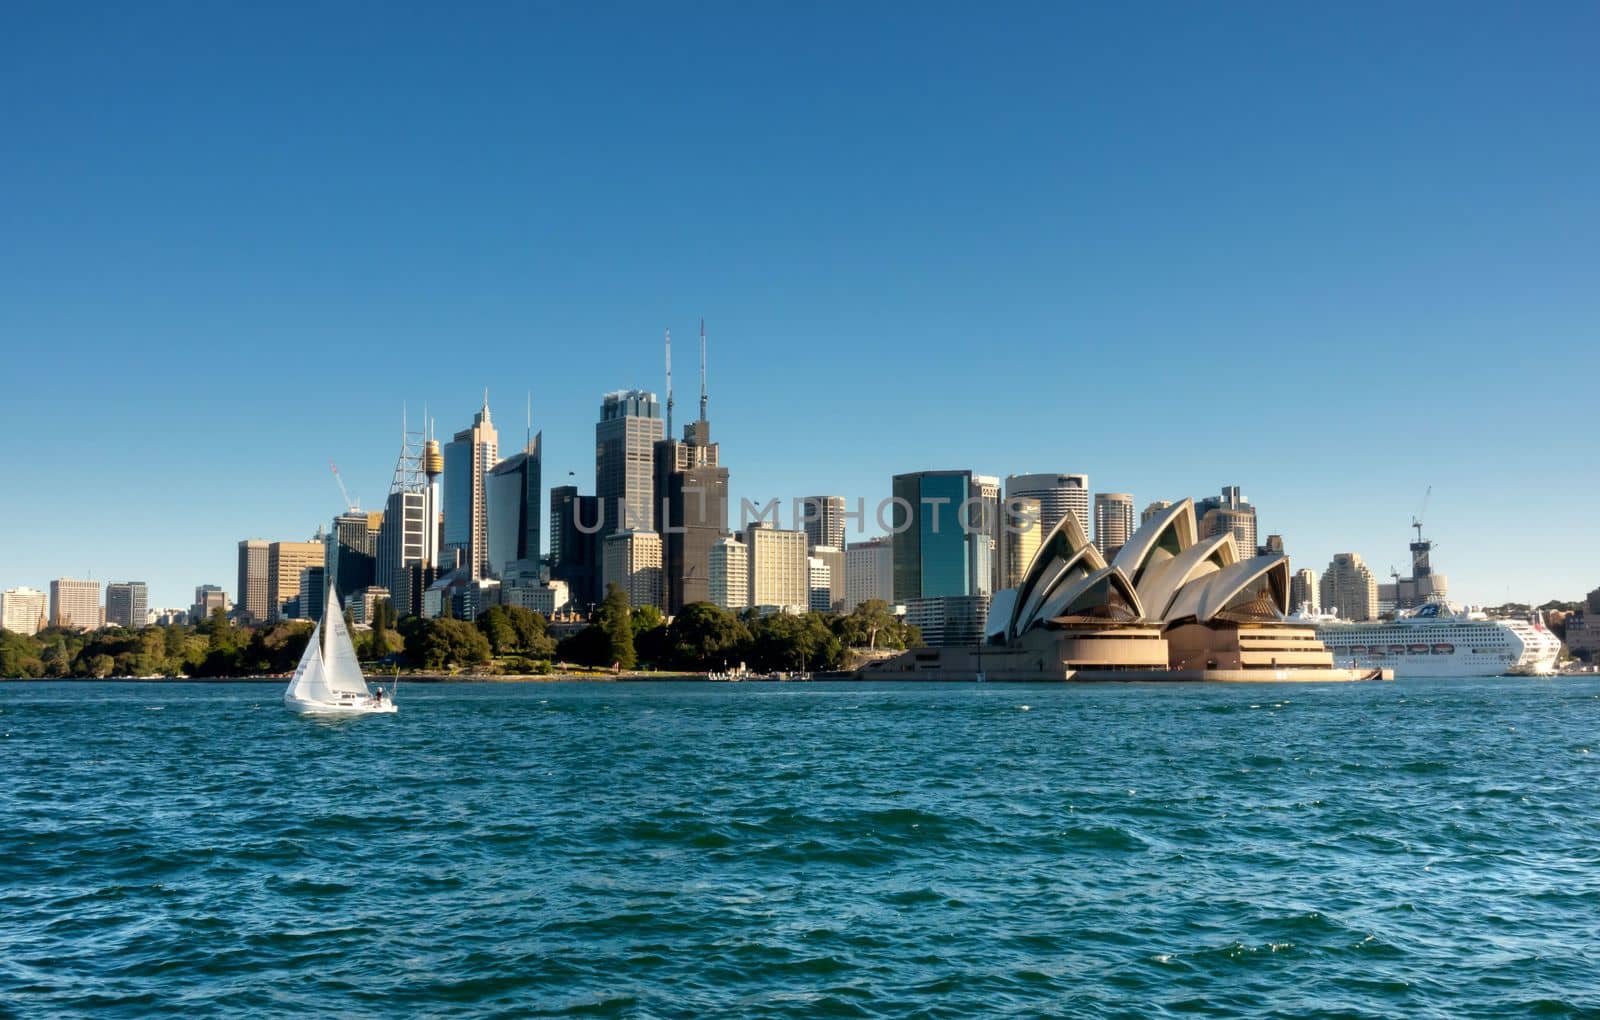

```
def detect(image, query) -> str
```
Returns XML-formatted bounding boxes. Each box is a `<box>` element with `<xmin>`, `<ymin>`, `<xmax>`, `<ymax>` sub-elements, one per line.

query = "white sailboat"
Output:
<box><xmin>283</xmin><ymin>585</ymin><xmax>397</xmax><ymax>715</ymax></box>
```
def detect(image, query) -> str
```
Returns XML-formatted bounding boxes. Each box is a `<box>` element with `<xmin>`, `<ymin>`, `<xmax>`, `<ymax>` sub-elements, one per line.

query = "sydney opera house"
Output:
<box><xmin>860</xmin><ymin>498</ymin><xmax>1387</xmax><ymax>682</ymax></box>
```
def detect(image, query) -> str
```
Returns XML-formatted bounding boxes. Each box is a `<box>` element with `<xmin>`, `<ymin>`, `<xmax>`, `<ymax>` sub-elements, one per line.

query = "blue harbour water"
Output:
<box><xmin>3</xmin><ymin>678</ymin><xmax>1599</xmax><ymax>1018</ymax></box>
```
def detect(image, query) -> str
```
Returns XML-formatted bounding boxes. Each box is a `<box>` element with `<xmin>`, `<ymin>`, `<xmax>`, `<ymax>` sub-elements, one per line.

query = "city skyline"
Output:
<box><xmin>3</xmin><ymin>5</ymin><xmax>1597</xmax><ymax>608</ymax></box>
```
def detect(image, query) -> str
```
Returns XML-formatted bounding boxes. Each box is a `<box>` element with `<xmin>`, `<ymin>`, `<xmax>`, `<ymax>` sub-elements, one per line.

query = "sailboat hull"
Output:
<box><xmin>284</xmin><ymin>693</ymin><xmax>397</xmax><ymax>716</ymax></box>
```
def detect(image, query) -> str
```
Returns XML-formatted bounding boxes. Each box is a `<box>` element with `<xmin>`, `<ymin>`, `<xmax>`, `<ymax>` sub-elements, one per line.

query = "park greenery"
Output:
<box><xmin>0</xmin><ymin>590</ymin><xmax>920</xmax><ymax>679</ymax></box>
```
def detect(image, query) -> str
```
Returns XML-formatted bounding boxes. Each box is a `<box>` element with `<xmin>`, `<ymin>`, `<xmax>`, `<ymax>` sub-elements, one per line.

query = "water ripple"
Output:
<box><xmin>3</xmin><ymin>678</ymin><xmax>1600</xmax><ymax>1017</ymax></box>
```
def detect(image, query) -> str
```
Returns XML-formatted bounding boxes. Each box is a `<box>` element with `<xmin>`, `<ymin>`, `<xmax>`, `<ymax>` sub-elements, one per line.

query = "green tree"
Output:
<box><xmin>667</xmin><ymin>602</ymin><xmax>750</xmax><ymax>669</ymax></box>
<box><xmin>402</xmin><ymin>617</ymin><xmax>492</xmax><ymax>671</ymax></box>
<box><xmin>0</xmin><ymin>630</ymin><xmax>45</xmax><ymax>678</ymax></box>
<box><xmin>599</xmin><ymin>583</ymin><xmax>636</xmax><ymax>670</ymax></box>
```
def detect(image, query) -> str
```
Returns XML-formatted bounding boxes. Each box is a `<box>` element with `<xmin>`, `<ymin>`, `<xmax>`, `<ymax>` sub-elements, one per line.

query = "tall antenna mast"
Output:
<box><xmin>699</xmin><ymin>317</ymin><xmax>708</xmax><ymax>421</ymax></box>
<box><xmin>526</xmin><ymin>390</ymin><xmax>532</xmax><ymax>451</ymax></box>
<box><xmin>664</xmin><ymin>327</ymin><xmax>674</xmax><ymax>438</ymax></box>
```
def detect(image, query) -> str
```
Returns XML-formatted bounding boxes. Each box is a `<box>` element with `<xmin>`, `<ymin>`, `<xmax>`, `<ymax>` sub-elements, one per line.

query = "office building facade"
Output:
<box><xmin>550</xmin><ymin>485</ymin><xmax>603</xmax><ymax>611</ymax></box>
<box><xmin>844</xmin><ymin>537</ymin><xmax>894</xmax><ymax>612</ymax></box>
<box><xmin>268</xmin><ymin>540</ymin><xmax>324</xmax><ymax>622</ymax></box>
<box><xmin>1093</xmin><ymin>493</ymin><xmax>1136</xmax><ymax>559</ymax></box>
<box><xmin>50</xmin><ymin>578</ymin><xmax>102</xmax><ymax>630</ymax></box>
<box><xmin>1320</xmin><ymin>553</ymin><xmax>1379</xmax><ymax>622</ymax></box>
<box><xmin>487</xmin><ymin>434</ymin><xmax>542</xmax><ymax>579</ymax></box>
<box><xmin>442</xmin><ymin>398</ymin><xmax>499</xmax><ymax>579</ymax></box>
<box><xmin>237</xmin><ymin>539</ymin><xmax>270</xmax><ymax>624</ymax></box>
<box><xmin>595</xmin><ymin>389</ymin><xmax>664</xmax><ymax>542</ymax></box>
<box><xmin>1004</xmin><ymin>473</ymin><xmax>1090</xmax><ymax>537</ymax></box>
<box><xmin>603</xmin><ymin>530</ymin><xmax>663</xmax><ymax>610</ymax></box>
<box><xmin>745</xmin><ymin>524</ymin><xmax>809</xmax><ymax>611</ymax></box>
<box><xmin>2</xmin><ymin>587</ymin><xmax>48</xmax><ymax>635</ymax></box>
<box><xmin>105</xmin><ymin>581</ymin><xmax>149</xmax><ymax>630</ymax></box>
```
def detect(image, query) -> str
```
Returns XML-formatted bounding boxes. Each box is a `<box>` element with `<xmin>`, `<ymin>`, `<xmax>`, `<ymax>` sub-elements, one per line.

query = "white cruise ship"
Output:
<box><xmin>1305</xmin><ymin>602</ymin><xmax>1561</xmax><ymax>678</ymax></box>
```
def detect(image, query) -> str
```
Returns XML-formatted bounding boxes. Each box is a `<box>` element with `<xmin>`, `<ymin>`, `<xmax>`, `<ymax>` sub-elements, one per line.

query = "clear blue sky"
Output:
<box><xmin>2</xmin><ymin>2</ymin><xmax>1596</xmax><ymax>610</ymax></box>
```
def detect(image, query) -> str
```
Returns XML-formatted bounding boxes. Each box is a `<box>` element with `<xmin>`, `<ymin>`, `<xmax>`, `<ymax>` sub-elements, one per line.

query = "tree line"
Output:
<box><xmin>0</xmin><ymin>591</ymin><xmax>919</xmax><ymax>678</ymax></box>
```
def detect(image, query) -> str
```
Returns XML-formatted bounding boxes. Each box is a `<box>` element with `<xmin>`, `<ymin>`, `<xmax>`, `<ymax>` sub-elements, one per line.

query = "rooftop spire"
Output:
<box><xmin>665</xmin><ymin>328</ymin><xmax>675</xmax><ymax>438</ymax></box>
<box><xmin>699</xmin><ymin>317</ymin><xmax>708</xmax><ymax>421</ymax></box>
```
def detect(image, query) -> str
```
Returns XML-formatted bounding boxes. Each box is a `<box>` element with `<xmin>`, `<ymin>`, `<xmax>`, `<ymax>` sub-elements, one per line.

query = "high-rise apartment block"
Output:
<box><xmin>237</xmin><ymin>539</ymin><xmax>270</xmax><ymax>624</ymax></box>
<box><xmin>268</xmin><ymin>540</ymin><xmax>324</xmax><ymax>622</ymax></box>
<box><xmin>50</xmin><ymin>578</ymin><xmax>101</xmax><ymax>630</ymax></box>
<box><xmin>2</xmin><ymin>587</ymin><xmax>48</xmax><ymax>635</ymax></box>
<box><xmin>709</xmin><ymin>536</ymin><xmax>749</xmax><ymax>610</ymax></box>
<box><xmin>1004</xmin><ymin>473</ymin><xmax>1090</xmax><ymax>537</ymax></box>
<box><xmin>1003</xmin><ymin>496</ymin><xmax>1042</xmax><ymax>590</ymax></box>
<box><xmin>1320</xmin><ymin>553</ymin><xmax>1379</xmax><ymax>622</ymax></box>
<box><xmin>799</xmin><ymin>496</ymin><xmax>847</xmax><ymax>551</ymax></box>
<box><xmin>845</xmin><ymin>537</ymin><xmax>894</xmax><ymax>612</ymax></box>
<box><xmin>745</xmin><ymin>524</ymin><xmax>809</xmax><ymax>611</ymax></box>
<box><xmin>1196</xmin><ymin>486</ymin><xmax>1259</xmax><ymax>560</ymax></box>
<box><xmin>105</xmin><ymin>581</ymin><xmax>149</xmax><ymax>629</ymax></box>
<box><xmin>603</xmin><ymin>530</ymin><xmax>663</xmax><ymax>610</ymax></box>
<box><xmin>1290</xmin><ymin>568</ymin><xmax>1319</xmax><ymax>614</ymax></box>
<box><xmin>1093</xmin><ymin>493</ymin><xmax>1136</xmax><ymax>559</ymax></box>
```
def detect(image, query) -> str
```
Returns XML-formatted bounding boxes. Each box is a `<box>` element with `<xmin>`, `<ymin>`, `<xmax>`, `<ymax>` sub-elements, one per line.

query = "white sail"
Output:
<box><xmin>285</xmin><ymin>623</ymin><xmax>334</xmax><ymax>703</ymax></box>
<box><xmin>322</xmin><ymin>586</ymin><xmax>370</xmax><ymax>697</ymax></box>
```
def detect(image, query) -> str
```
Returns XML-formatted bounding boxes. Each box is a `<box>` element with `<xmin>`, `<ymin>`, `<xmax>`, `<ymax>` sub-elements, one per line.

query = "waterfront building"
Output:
<box><xmin>191</xmin><ymin>585</ymin><xmax>228</xmax><ymax>623</ymax></box>
<box><xmin>50</xmin><ymin>578</ymin><xmax>102</xmax><ymax>631</ymax></box>
<box><xmin>845</xmin><ymin>536</ymin><xmax>893</xmax><ymax>612</ymax></box>
<box><xmin>595</xmin><ymin>388</ymin><xmax>664</xmax><ymax>549</ymax></box>
<box><xmin>653</xmin><ymin>332</ymin><xmax>728</xmax><ymax>614</ymax></box>
<box><xmin>1195</xmin><ymin>486</ymin><xmax>1258</xmax><ymax>563</ymax></box>
<box><xmin>710</xmin><ymin>536</ymin><xmax>749</xmax><ymax>610</ymax></box>
<box><xmin>907</xmin><ymin>594</ymin><xmax>991</xmax><ymax>648</ymax></box>
<box><xmin>745</xmin><ymin>523</ymin><xmax>809</xmax><ymax>611</ymax></box>
<box><xmin>808</xmin><ymin>556</ymin><xmax>833</xmax><ymax>613</ymax></box>
<box><xmin>269</xmin><ymin>540</ymin><xmax>324</xmax><ymax>622</ymax></box>
<box><xmin>377</xmin><ymin>417</ymin><xmax>442</xmax><ymax>619</ymax></box>
<box><xmin>1004</xmin><ymin>473</ymin><xmax>1090</xmax><ymax>537</ymax></box>
<box><xmin>1003</xmin><ymin>497</ymin><xmax>1042</xmax><ymax>591</ymax></box>
<box><xmin>1320</xmin><ymin>553</ymin><xmax>1379</xmax><ymax>622</ymax></box>
<box><xmin>891</xmin><ymin>470</ymin><xmax>988</xmax><ymax>602</ymax></box>
<box><xmin>972</xmin><ymin>475</ymin><xmax>1003</xmax><ymax>595</ymax></box>
<box><xmin>348</xmin><ymin>586</ymin><xmax>390</xmax><ymax>626</ymax></box>
<box><xmin>603</xmin><ymin>530</ymin><xmax>663</xmax><ymax>610</ymax></box>
<box><xmin>865</xmin><ymin>499</ymin><xmax>1359</xmax><ymax>682</ymax></box>
<box><xmin>799</xmin><ymin>496</ymin><xmax>847</xmax><ymax>551</ymax></box>
<box><xmin>1290</xmin><ymin>568</ymin><xmax>1319</xmax><ymax>614</ymax></box>
<box><xmin>809</xmin><ymin>545</ymin><xmax>845</xmax><ymax>612</ymax></box>
<box><xmin>1</xmin><ymin>587</ymin><xmax>48</xmax><ymax>635</ymax></box>
<box><xmin>487</xmin><ymin>433</ymin><xmax>542</xmax><ymax>579</ymax></box>
<box><xmin>104</xmin><ymin>581</ymin><xmax>149</xmax><ymax>630</ymax></box>
<box><xmin>326</xmin><ymin>511</ymin><xmax>378</xmax><ymax>599</ymax></box>
<box><xmin>237</xmin><ymin>539</ymin><xmax>270</xmax><ymax>624</ymax></box>
<box><xmin>1142</xmin><ymin>500</ymin><xmax>1173</xmax><ymax>525</ymax></box>
<box><xmin>550</xmin><ymin>485</ymin><xmax>603</xmax><ymax>611</ymax></box>
<box><xmin>298</xmin><ymin>566</ymin><xmax>326</xmax><ymax>620</ymax></box>
<box><xmin>892</xmin><ymin>470</ymin><xmax>996</xmax><ymax>645</ymax></box>
<box><xmin>1093</xmin><ymin>493</ymin><xmax>1136</xmax><ymax>559</ymax></box>
<box><xmin>442</xmin><ymin>397</ymin><xmax>499</xmax><ymax>580</ymax></box>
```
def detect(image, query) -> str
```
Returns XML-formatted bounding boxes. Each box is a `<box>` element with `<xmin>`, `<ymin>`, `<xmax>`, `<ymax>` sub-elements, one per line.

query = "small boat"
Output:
<box><xmin>284</xmin><ymin>585</ymin><xmax>397</xmax><ymax>716</ymax></box>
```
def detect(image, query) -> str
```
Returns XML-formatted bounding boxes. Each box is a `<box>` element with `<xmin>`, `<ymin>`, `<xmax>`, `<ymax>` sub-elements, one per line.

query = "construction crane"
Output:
<box><xmin>329</xmin><ymin>460</ymin><xmax>359</xmax><ymax>513</ymax></box>
<box><xmin>1412</xmin><ymin>485</ymin><xmax>1431</xmax><ymax>545</ymax></box>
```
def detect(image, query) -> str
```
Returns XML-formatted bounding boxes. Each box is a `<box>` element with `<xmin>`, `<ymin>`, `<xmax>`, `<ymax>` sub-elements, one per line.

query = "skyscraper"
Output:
<box><xmin>653</xmin><ymin>323</ymin><xmax>728</xmax><ymax>613</ymax></box>
<box><xmin>844</xmin><ymin>537</ymin><xmax>893</xmax><ymax>612</ymax></box>
<box><xmin>442</xmin><ymin>397</ymin><xmax>499</xmax><ymax>579</ymax></box>
<box><xmin>105</xmin><ymin>582</ymin><xmax>148</xmax><ymax>630</ymax></box>
<box><xmin>326</xmin><ymin>511</ymin><xmax>378</xmax><ymax>598</ymax></box>
<box><xmin>892</xmin><ymin>470</ymin><xmax>992</xmax><ymax>645</ymax></box>
<box><xmin>1195</xmin><ymin>486</ymin><xmax>1259</xmax><ymax>559</ymax></box>
<box><xmin>807</xmin><ymin>556</ymin><xmax>833</xmax><ymax>613</ymax></box>
<box><xmin>237</xmin><ymin>539</ymin><xmax>270</xmax><ymax>624</ymax></box>
<box><xmin>603</xmin><ymin>530</ymin><xmax>663</xmax><ymax>610</ymax></box>
<box><xmin>550</xmin><ymin>485</ymin><xmax>603</xmax><ymax>611</ymax></box>
<box><xmin>798</xmin><ymin>496</ymin><xmax>847</xmax><ymax>550</ymax></box>
<box><xmin>298</xmin><ymin>566</ymin><xmax>326</xmax><ymax>620</ymax></box>
<box><xmin>809</xmin><ymin>545</ymin><xmax>845</xmax><ymax>613</ymax></box>
<box><xmin>1290</xmin><ymin>568</ymin><xmax>1319</xmax><ymax>614</ymax></box>
<box><xmin>1004</xmin><ymin>473</ymin><xmax>1090</xmax><ymax>537</ymax></box>
<box><xmin>488</xmin><ymin>432</ymin><xmax>542</xmax><ymax>578</ymax></box>
<box><xmin>268</xmin><ymin>540</ymin><xmax>324</xmax><ymax>622</ymax></box>
<box><xmin>971</xmin><ymin>475</ymin><xmax>1002</xmax><ymax>596</ymax></box>
<box><xmin>709</xmin><ymin>536</ymin><xmax>749</xmax><ymax>610</ymax></box>
<box><xmin>1093</xmin><ymin>493</ymin><xmax>1136</xmax><ymax>558</ymax></box>
<box><xmin>596</xmin><ymin>389</ymin><xmax>664</xmax><ymax>542</ymax></box>
<box><xmin>2</xmin><ymin>587</ymin><xmax>48</xmax><ymax>635</ymax></box>
<box><xmin>50</xmin><ymin>578</ymin><xmax>101</xmax><ymax>630</ymax></box>
<box><xmin>745</xmin><ymin>523</ymin><xmax>809</xmax><ymax>610</ymax></box>
<box><xmin>377</xmin><ymin>415</ymin><xmax>441</xmax><ymax>619</ymax></box>
<box><xmin>1141</xmin><ymin>500</ymin><xmax>1174</xmax><ymax>524</ymax></box>
<box><xmin>1320</xmin><ymin>553</ymin><xmax>1379</xmax><ymax>622</ymax></box>
<box><xmin>191</xmin><ymin>585</ymin><xmax>228</xmax><ymax>623</ymax></box>
<box><xmin>1003</xmin><ymin>496</ymin><xmax>1042</xmax><ymax>590</ymax></box>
